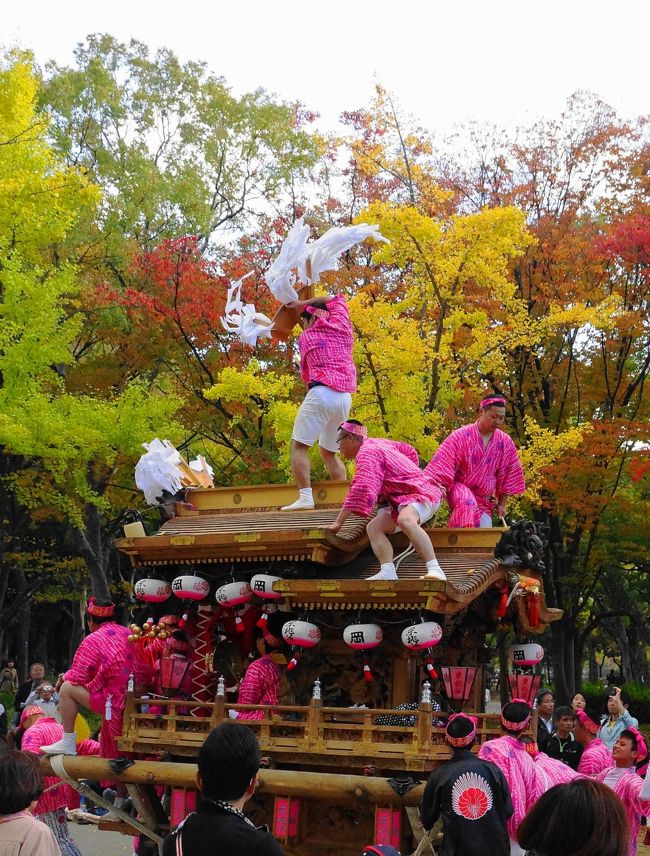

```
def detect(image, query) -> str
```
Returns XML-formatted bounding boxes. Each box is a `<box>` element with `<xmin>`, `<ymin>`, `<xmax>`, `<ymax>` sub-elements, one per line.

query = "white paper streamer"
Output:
<box><xmin>264</xmin><ymin>217</ymin><xmax>311</xmax><ymax>303</ymax></box>
<box><xmin>135</xmin><ymin>438</ymin><xmax>184</xmax><ymax>505</ymax></box>
<box><xmin>221</xmin><ymin>271</ymin><xmax>273</xmax><ymax>347</ymax></box>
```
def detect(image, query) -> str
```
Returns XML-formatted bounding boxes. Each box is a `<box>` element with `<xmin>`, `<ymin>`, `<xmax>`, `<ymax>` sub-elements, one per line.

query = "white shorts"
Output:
<box><xmin>479</xmin><ymin>512</ymin><xmax>493</xmax><ymax>528</ymax></box>
<box><xmin>377</xmin><ymin>499</ymin><xmax>440</xmax><ymax>533</ymax></box>
<box><xmin>292</xmin><ymin>386</ymin><xmax>352</xmax><ymax>452</ymax></box>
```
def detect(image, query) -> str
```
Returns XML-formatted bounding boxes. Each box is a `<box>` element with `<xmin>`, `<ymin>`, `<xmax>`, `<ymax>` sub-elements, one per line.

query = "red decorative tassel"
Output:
<box><xmin>497</xmin><ymin>585</ymin><xmax>508</xmax><ymax>619</ymax></box>
<box><xmin>179</xmin><ymin>612</ymin><xmax>188</xmax><ymax>630</ymax></box>
<box><xmin>235</xmin><ymin>613</ymin><xmax>245</xmax><ymax>633</ymax></box>
<box><xmin>528</xmin><ymin>593</ymin><xmax>540</xmax><ymax>627</ymax></box>
<box><xmin>256</xmin><ymin>611</ymin><xmax>269</xmax><ymax>629</ymax></box>
<box><xmin>287</xmin><ymin>655</ymin><xmax>299</xmax><ymax>671</ymax></box>
<box><xmin>363</xmin><ymin>662</ymin><xmax>373</xmax><ymax>683</ymax></box>
<box><xmin>423</xmin><ymin>658</ymin><xmax>438</xmax><ymax>679</ymax></box>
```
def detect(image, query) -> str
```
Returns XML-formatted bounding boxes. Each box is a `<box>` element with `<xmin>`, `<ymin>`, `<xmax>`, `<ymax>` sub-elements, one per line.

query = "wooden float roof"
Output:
<box><xmin>115</xmin><ymin>481</ymin><xmax>561</xmax><ymax>628</ymax></box>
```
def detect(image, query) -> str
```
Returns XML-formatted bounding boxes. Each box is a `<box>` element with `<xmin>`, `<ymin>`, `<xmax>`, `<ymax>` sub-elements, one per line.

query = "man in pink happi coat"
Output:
<box><xmin>21</xmin><ymin>705</ymin><xmax>100</xmax><ymax>856</ymax></box>
<box><xmin>478</xmin><ymin>700</ymin><xmax>542</xmax><ymax>856</ymax></box>
<box><xmin>596</xmin><ymin>729</ymin><xmax>650</xmax><ymax>856</ymax></box>
<box><xmin>425</xmin><ymin>396</ymin><xmax>525</xmax><ymax>527</ymax></box>
<box><xmin>41</xmin><ymin>598</ymin><xmax>133</xmax><ymax>759</ymax></box>
<box><xmin>328</xmin><ymin>421</ymin><xmax>446</xmax><ymax>581</ymax></box>
<box><xmin>575</xmin><ymin>706</ymin><xmax>613</xmax><ymax>776</ymax></box>
<box><xmin>281</xmin><ymin>294</ymin><xmax>356</xmax><ymax>511</ymax></box>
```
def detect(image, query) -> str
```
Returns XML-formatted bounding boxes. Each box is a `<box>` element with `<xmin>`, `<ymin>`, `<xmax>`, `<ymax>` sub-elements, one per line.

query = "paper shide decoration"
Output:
<box><xmin>221</xmin><ymin>217</ymin><xmax>388</xmax><ymax>346</ymax></box>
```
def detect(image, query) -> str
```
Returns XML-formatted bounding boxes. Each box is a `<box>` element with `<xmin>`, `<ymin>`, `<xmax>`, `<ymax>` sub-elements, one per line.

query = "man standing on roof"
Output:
<box><xmin>40</xmin><ymin>598</ymin><xmax>132</xmax><ymax>760</ymax></box>
<box><xmin>281</xmin><ymin>295</ymin><xmax>356</xmax><ymax>512</ymax></box>
<box><xmin>327</xmin><ymin>420</ymin><xmax>446</xmax><ymax>581</ymax></box>
<box><xmin>424</xmin><ymin>395</ymin><xmax>525</xmax><ymax>527</ymax></box>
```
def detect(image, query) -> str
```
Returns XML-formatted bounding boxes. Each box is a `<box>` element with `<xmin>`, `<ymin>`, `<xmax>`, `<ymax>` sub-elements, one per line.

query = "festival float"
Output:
<box><xmin>42</xmin><ymin>475</ymin><xmax>559</xmax><ymax>855</ymax></box>
<box><xmin>40</xmin><ymin>223</ymin><xmax>560</xmax><ymax>854</ymax></box>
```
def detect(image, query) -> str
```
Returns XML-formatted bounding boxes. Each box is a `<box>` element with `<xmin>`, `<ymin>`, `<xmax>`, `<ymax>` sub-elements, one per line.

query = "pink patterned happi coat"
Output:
<box><xmin>64</xmin><ymin>621</ymin><xmax>133</xmax><ymax>758</ymax></box>
<box><xmin>235</xmin><ymin>655</ymin><xmax>280</xmax><ymax>721</ymax></box>
<box><xmin>298</xmin><ymin>295</ymin><xmax>356</xmax><ymax>393</ymax></box>
<box><xmin>343</xmin><ymin>438</ymin><xmax>443</xmax><ymax>519</ymax></box>
<box><xmin>596</xmin><ymin>766</ymin><xmax>650</xmax><ymax>855</ymax></box>
<box><xmin>424</xmin><ymin>423</ymin><xmax>525</xmax><ymax>527</ymax></box>
<box><xmin>533</xmin><ymin>751</ymin><xmax>580</xmax><ymax>790</ymax></box>
<box><xmin>577</xmin><ymin>738</ymin><xmax>613</xmax><ymax>776</ymax></box>
<box><xmin>478</xmin><ymin>736</ymin><xmax>538</xmax><ymax>840</ymax></box>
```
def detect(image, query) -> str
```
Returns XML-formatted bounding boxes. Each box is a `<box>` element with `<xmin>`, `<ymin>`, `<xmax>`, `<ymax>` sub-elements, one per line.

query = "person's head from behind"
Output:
<box><xmin>445</xmin><ymin>713</ymin><xmax>477</xmax><ymax>751</ymax></box>
<box><xmin>500</xmin><ymin>700</ymin><xmax>532</xmax><ymax>734</ymax></box>
<box><xmin>0</xmin><ymin>751</ymin><xmax>44</xmax><ymax>815</ymax></box>
<box><xmin>29</xmin><ymin>663</ymin><xmax>45</xmax><ymax>682</ymax></box>
<box><xmin>336</xmin><ymin>420</ymin><xmax>367</xmax><ymax>460</ymax></box>
<box><xmin>197</xmin><ymin>722</ymin><xmax>261</xmax><ymax>802</ymax></box>
<box><xmin>517</xmin><ymin>778</ymin><xmax>628</xmax><ymax>856</ymax></box>
<box><xmin>254</xmin><ymin>612</ymin><xmax>288</xmax><ymax>659</ymax></box>
<box><xmin>87</xmin><ymin>598</ymin><xmax>116</xmax><ymax>631</ymax></box>
<box><xmin>553</xmin><ymin>705</ymin><xmax>575</xmax><ymax>737</ymax></box>
<box><xmin>360</xmin><ymin>846</ymin><xmax>402</xmax><ymax>856</ymax></box>
<box><xmin>299</xmin><ymin>300</ymin><xmax>328</xmax><ymax>330</ymax></box>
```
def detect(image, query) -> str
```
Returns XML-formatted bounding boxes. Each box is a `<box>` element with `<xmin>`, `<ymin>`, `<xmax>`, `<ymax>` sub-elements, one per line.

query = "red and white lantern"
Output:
<box><xmin>282</xmin><ymin>620</ymin><xmax>321</xmax><ymax>670</ymax></box>
<box><xmin>250</xmin><ymin>574</ymin><xmax>283</xmax><ymax>600</ymax></box>
<box><xmin>171</xmin><ymin>575</ymin><xmax>209</xmax><ymax>601</ymax></box>
<box><xmin>134</xmin><ymin>578</ymin><xmax>172</xmax><ymax>603</ymax></box>
<box><xmin>402</xmin><ymin>621</ymin><xmax>443</xmax><ymax>680</ymax></box>
<box><xmin>508</xmin><ymin>643</ymin><xmax>544</xmax><ymax>668</ymax></box>
<box><xmin>401</xmin><ymin>622</ymin><xmax>442</xmax><ymax>651</ymax></box>
<box><xmin>343</xmin><ymin>623</ymin><xmax>382</xmax><ymax>682</ymax></box>
<box><xmin>216</xmin><ymin>582</ymin><xmax>253</xmax><ymax>634</ymax></box>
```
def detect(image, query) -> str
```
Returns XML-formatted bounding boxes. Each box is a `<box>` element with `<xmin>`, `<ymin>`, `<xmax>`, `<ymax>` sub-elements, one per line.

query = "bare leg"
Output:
<box><xmin>367</xmin><ymin>514</ymin><xmax>398</xmax><ymax>565</ymax></box>
<box><xmin>319</xmin><ymin>447</ymin><xmax>347</xmax><ymax>481</ymax></box>
<box><xmin>290</xmin><ymin>440</ymin><xmax>312</xmax><ymax>488</ymax></box>
<box><xmin>397</xmin><ymin>508</ymin><xmax>436</xmax><ymax>563</ymax></box>
<box><xmin>58</xmin><ymin>681</ymin><xmax>90</xmax><ymax>732</ymax></box>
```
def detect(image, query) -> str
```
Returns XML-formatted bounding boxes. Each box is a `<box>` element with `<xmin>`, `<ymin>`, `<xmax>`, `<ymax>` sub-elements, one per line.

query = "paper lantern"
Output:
<box><xmin>134</xmin><ymin>578</ymin><xmax>172</xmax><ymax>603</ymax></box>
<box><xmin>343</xmin><ymin>623</ymin><xmax>383</xmax><ymax>651</ymax></box>
<box><xmin>282</xmin><ymin>620</ymin><xmax>321</xmax><ymax>648</ymax></box>
<box><xmin>401</xmin><ymin>622</ymin><xmax>442</xmax><ymax>651</ymax></box>
<box><xmin>215</xmin><ymin>581</ymin><xmax>253</xmax><ymax>608</ymax></box>
<box><xmin>441</xmin><ymin>666</ymin><xmax>478</xmax><ymax>705</ymax></box>
<box><xmin>250</xmin><ymin>574</ymin><xmax>283</xmax><ymax>600</ymax></box>
<box><xmin>508</xmin><ymin>673</ymin><xmax>542</xmax><ymax>706</ymax></box>
<box><xmin>171</xmin><ymin>575</ymin><xmax>209</xmax><ymax>601</ymax></box>
<box><xmin>508</xmin><ymin>643</ymin><xmax>544</xmax><ymax>667</ymax></box>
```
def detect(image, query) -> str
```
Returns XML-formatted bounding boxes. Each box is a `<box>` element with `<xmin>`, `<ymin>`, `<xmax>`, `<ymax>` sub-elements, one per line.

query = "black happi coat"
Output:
<box><xmin>162</xmin><ymin>800</ymin><xmax>284</xmax><ymax>856</ymax></box>
<box><xmin>420</xmin><ymin>749</ymin><xmax>513</xmax><ymax>856</ymax></box>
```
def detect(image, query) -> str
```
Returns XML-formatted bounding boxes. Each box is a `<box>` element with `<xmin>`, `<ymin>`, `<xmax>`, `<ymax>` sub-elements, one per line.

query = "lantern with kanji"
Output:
<box><xmin>343</xmin><ymin>623</ymin><xmax>383</xmax><ymax>682</ymax></box>
<box><xmin>507</xmin><ymin>642</ymin><xmax>544</xmax><ymax>705</ymax></box>
<box><xmin>171</xmin><ymin>574</ymin><xmax>209</xmax><ymax>629</ymax></box>
<box><xmin>401</xmin><ymin>621</ymin><xmax>443</xmax><ymax>680</ymax></box>
<box><xmin>134</xmin><ymin>578</ymin><xmax>172</xmax><ymax>604</ymax></box>
<box><xmin>216</xmin><ymin>581</ymin><xmax>253</xmax><ymax>634</ymax></box>
<box><xmin>282</xmin><ymin>619</ymin><xmax>321</xmax><ymax>670</ymax></box>
<box><xmin>250</xmin><ymin>574</ymin><xmax>283</xmax><ymax>630</ymax></box>
<box><xmin>440</xmin><ymin>666</ymin><xmax>478</xmax><ymax>710</ymax></box>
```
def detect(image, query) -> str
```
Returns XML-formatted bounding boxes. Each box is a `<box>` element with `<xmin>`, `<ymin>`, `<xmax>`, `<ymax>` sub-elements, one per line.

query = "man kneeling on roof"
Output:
<box><xmin>327</xmin><ymin>420</ymin><xmax>446</xmax><ymax>581</ymax></box>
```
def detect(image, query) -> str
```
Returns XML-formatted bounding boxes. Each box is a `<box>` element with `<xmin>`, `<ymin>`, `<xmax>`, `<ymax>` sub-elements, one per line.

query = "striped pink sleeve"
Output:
<box><xmin>63</xmin><ymin>634</ymin><xmax>101</xmax><ymax>686</ymax></box>
<box><xmin>343</xmin><ymin>445</ymin><xmax>385</xmax><ymax>517</ymax></box>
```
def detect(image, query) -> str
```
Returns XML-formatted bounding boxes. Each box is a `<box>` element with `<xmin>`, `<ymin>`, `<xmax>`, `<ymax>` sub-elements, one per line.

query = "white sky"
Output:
<box><xmin>4</xmin><ymin>0</ymin><xmax>649</xmax><ymax>134</ymax></box>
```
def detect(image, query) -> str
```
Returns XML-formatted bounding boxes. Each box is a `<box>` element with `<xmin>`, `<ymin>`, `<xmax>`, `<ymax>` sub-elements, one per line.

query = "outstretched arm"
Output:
<box><xmin>285</xmin><ymin>295</ymin><xmax>336</xmax><ymax>309</ymax></box>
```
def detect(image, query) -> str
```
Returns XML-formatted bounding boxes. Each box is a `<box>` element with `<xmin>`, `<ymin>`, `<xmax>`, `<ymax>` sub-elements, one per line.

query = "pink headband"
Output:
<box><xmin>445</xmin><ymin>713</ymin><xmax>478</xmax><ymax>748</ymax></box>
<box><xmin>575</xmin><ymin>708</ymin><xmax>599</xmax><ymax>735</ymax></box>
<box><xmin>88</xmin><ymin>597</ymin><xmax>115</xmax><ymax>618</ymax></box>
<box><xmin>628</xmin><ymin>726</ymin><xmax>648</xmax><ymax>761</ymax></box>
<box><xmin>501</xmin><ymin>698</ymin><xmax>532</xmax><ymax>731</ymax></box>
<box><xmin>339</xmin><ymin>421</ymin><xmax>368</xmax><ymax>438</ymax></box>
<box><xmin>480</xmin><ymin>396</ymin><xmax>506</xmax><ymax>409</ymax></box>
<box><xmin>305</xmin><ymin>306</ymin><xmax>329</xmax><ymax>319</ymax></box>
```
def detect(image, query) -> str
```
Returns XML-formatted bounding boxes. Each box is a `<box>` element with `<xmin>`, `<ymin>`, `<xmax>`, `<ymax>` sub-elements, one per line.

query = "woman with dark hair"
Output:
<box><xmin>0</xmin><ymin>750</ymin><xmax>60</xmax><ymax>855</ymax></box>
<box><xmin>228</xmin><ymin>613</ymin><xmax>289</xmax><ymax>721</ymax></box>
<box><xmin>517</xmin><ymin>778</ymin><xmax>628</xmax><ymax>856</ymax></box>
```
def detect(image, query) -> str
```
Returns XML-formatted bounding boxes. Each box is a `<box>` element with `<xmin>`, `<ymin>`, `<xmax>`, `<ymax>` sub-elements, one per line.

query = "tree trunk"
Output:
<box><xmin>497</xmin><ymin>629</ymin><xmax>511</xmax><ymax>705</ymax></box>
<box><xmin>616</xmin><ymin>618</ymin><xmax>632</xmax><ymax>682</ymax></box>
<box><xmin>587</xmin><ymin>637</ymin><xmax>599</xmax><ymax>684</ymax></box>
<box><xmin>14</xmin><ymin>570</ymin><xmax>31</xmax><ymax>682</ymax></box>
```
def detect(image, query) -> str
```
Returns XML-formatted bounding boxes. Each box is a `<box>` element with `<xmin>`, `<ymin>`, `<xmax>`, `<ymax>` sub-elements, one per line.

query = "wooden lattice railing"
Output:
<box><xmin>119</xmin><ymin>693</ymin><xmax>506</xmax><ymax>772</ymax></box>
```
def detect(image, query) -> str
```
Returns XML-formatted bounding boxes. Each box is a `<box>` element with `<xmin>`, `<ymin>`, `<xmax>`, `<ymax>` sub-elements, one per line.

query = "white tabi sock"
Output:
<box><xmin>299</xmin><ymin>488</ymin><xmax>313</xmax><ymax>502</ymax></box>
<box><xmin>423</xmin><ymin>559</ymin><xmax>446</xmax><ymax>581</ymax></box>
<box><xmin>366</xmin><ymin>563</ymin><xmax>398</xmax><ymax>581</ymax></box>
<box><xmin>281</xmin><ymin>487</ymin><xmax>315</xmax><ymax>511</ymax></box>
